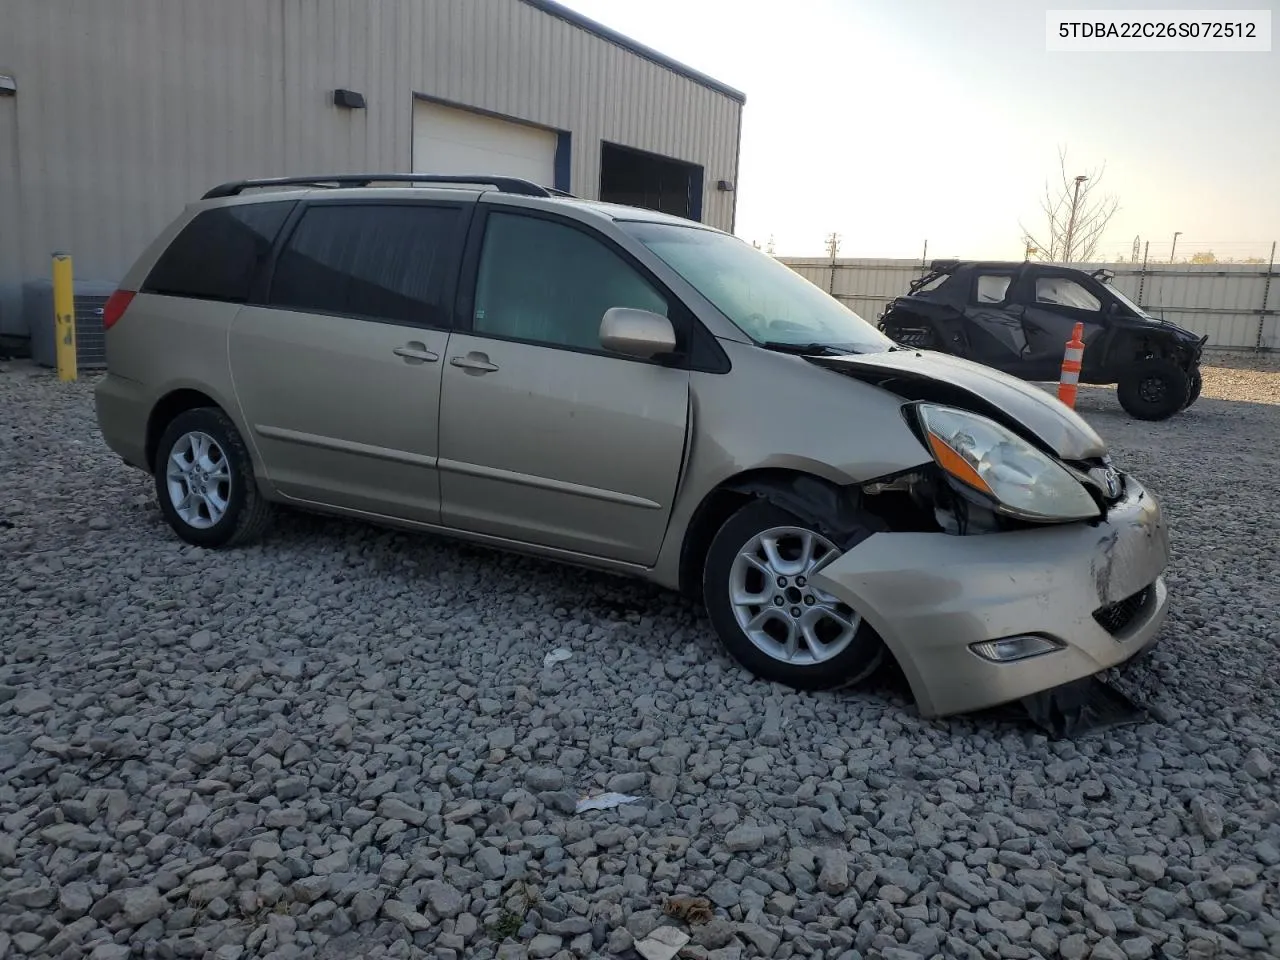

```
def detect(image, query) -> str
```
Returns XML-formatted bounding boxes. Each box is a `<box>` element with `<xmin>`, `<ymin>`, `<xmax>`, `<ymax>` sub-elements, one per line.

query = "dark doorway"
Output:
<box><xmin>599</xmin><ymin>142</ymin><xmax>704</xmax><ymax>222</ymax></box>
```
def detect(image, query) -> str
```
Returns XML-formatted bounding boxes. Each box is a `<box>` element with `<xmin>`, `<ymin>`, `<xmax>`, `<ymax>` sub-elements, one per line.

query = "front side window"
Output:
<box><xmin>270</xmin><ymin>204</ymin><xmax>460</xmax><ymax>325</ymax></box>
<box><xmin>1035</xmin><ymin>277</ymin><xmax>1101</xmax><ymax>311</ymax></box>
<box><xmin>622</xmin><ymin>221</ymin><xmax>892</xmax><ymax>352</ymax></box>
<box><xmin>472</xmin><ymin>212</ymin><xmax>668</xmax><ymax>351</ymax></box>
<box><xmin>974</xmin><ymin>274</ymin><xmax>1012</xmax><ymax>304</ymax></box>
<box><xmin>143</xmin><ymin>202</ymin><xmax>294</xmax><ymax>302</ymax></box>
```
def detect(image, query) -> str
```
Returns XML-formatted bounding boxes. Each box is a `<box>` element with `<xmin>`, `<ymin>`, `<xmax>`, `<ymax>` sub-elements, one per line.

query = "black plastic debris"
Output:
<box><xmin>725</xmin><ymin>474</ymin><xmax>887</xmax><ymax>551</ymax></box>
<box><xmin>1020</xmin><ymin>675</ymin><xmax>1149</xmax><ymax>740</ymax></box>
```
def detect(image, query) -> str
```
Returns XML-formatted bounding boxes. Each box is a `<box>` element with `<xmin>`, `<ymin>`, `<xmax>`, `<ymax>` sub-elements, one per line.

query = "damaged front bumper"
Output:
<box><xmin>810</xmin><ymin>476</ymin><xmax>1170</xmax><ymax>718</ymax></box>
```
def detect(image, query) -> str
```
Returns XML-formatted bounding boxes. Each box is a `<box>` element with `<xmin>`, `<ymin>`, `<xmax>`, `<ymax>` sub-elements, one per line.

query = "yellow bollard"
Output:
<box><xmin>52</xmin><ymin>252</ymin><xmax>77</xmax><ymax>381</ymax></box>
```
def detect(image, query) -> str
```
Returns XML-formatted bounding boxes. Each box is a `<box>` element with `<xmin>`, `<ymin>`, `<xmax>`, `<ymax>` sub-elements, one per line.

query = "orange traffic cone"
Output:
<box><xmin>1057</xmin><ymin>322</ymin><xmax>1085</xmax><ymax>408</ymax></box>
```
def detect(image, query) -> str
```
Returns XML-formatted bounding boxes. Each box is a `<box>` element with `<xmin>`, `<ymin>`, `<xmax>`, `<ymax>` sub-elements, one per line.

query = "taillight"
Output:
<box><xmin>102</xmin><ymin>290</ymin><xmax>136</xmax><ymax>331</ymax></box>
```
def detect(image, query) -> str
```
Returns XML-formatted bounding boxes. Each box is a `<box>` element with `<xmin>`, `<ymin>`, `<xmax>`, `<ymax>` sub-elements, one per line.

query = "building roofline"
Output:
<box><xmin>520</xmin><ymin>0</ymin><xmax>747</xmax><ymax>105</ymax></box>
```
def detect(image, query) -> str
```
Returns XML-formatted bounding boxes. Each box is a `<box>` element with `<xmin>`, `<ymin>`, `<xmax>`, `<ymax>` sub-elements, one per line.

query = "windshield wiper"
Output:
<box><xmin>759</xmin><ymin>341</ymin><xmax>855</xmax><ymax>356</ymax></box>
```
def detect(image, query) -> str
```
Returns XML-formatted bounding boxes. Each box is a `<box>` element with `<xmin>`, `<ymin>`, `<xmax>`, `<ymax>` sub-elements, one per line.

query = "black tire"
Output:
<box><xmin>702</xmin><ymin>498</ymin><xmax>884</xmax><ymax>691</ymax></box>
<box><xmin>1183</xmin><ymin>367</ymin><xmax>1203</xmax><ymax>409</ymax></box>
<box><xmin>1117</xmin><ymin>359</ymin><xmax>1191</xmax><ymax>421</ymax></box>
<box><xmin>153</xmin><ymin>406</ymin><xmax>273</xmax><ymax>548</ymax></box>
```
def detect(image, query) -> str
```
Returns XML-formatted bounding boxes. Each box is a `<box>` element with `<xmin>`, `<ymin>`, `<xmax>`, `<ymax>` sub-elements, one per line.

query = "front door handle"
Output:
<box><xmin>449</xmin><ymin>352</ymin><xmax>499</xmax><ymax>374</ymax></box>
<box><xmin>393</xmin><ymin>343</ymin><xmax>439</xmax><ymax>364</ymax></box>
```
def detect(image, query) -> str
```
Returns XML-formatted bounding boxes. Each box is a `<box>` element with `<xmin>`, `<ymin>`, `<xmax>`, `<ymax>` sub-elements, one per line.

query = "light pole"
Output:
<box><xmin>1062</xmin><ymin>174</ymin><xmax>1088</xmax><ymax>262</ymax></box>
<box><xmin>1170</xmin><ymin>231</ymin><xmax>1182</xmax><ymax>263</ymax></box>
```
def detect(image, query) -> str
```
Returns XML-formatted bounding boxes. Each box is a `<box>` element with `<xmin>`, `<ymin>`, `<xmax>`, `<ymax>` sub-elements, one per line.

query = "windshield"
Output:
<box><xmin>622</xmin><ymin>221</ymin><xmax>893</xmax><ymax>352</ymax></box>
<box><xmin>1104</xmin><ymin>280</ymin><xmax>1153</xmax><ymax>318</ymax></box>
<box><xmin>911</xmin><ymin>272</ymin><xmax>948</xmax><ymax>294</ymax></box>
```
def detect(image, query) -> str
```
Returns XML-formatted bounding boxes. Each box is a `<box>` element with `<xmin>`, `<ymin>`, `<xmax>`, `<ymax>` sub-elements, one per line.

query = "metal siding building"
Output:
<box><xmin>0</xmin><ymin>0</ymin><xmax>744</xmax><ymax>339</ymax></box>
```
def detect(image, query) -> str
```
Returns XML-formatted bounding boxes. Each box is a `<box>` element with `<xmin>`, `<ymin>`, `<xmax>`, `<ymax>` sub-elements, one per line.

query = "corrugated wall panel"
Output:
<box><xmin>0</xmin><ymin>0</ymin><xmax>742</xmax><ymax>335</ymax></box>
<box><xmin>2</xmin><ymin>0</ymin><xmax>286</xmax><ymax>295</ymax></box>
<box><xmin>1261</xmin><ymin>316</ymin><xmax>1279</xmax><ymax>351</ymax></box>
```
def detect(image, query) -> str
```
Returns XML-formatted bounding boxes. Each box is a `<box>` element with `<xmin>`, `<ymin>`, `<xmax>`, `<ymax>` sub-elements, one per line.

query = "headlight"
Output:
<box><xmin>915</xmin><ymin>404</ymin><xmax>1101</xmax><ymax>521</ymax></box>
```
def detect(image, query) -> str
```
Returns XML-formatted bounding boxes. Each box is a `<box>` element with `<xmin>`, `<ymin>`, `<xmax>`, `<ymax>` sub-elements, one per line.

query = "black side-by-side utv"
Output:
<box><xmin>878</xmin><ymin>260</ymin><xmax>1208</xmax><ymax>420</ymax></box>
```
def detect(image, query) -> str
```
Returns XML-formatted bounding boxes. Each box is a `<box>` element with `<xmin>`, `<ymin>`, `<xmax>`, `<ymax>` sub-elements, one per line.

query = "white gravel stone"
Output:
<box><xmin>10</xmin><ymin>689</ymin><xmax>53</xmax><ymax>715</ymax></box>
<box><xmin>1128</xmin><ymin>854</ymin><xmax>1166</xmax><ymax>882</ymax></box>
<box><xmin>381</xmin><ymin>899</ymin><xmax>431</xmax><ymax>932</ymax></box>
<box><xmin>724</xmin><ymin>822</ymin><xmax>766</xmax><ymax>852</ymax></box>
<box><xmin>2</xmin><ymin>356</ymin><xmax>1279</xmax><ymax>957</ymax></box>
<box><xmin>119</xmin><ymin>886</ymin><xmax>168</xmax><ymax>925</ymax></box>
<box><xmin>1244</xmin><ymin>748</ymin><xmax>1274</xmax><ymax>779</ymax></box>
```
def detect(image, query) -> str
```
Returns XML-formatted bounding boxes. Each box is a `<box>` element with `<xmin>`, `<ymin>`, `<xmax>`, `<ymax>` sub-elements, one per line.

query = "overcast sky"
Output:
<box><xmin>560</xmin><ymin>0</ymin><xmax>1279</xmax><ymax>260</ymax></box>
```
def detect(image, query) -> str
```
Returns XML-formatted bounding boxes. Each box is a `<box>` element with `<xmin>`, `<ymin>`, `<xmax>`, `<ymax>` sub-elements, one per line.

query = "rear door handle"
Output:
<box><xmin>449</xmin><ymin>353</ymin><xmax>499</xmax><ymax>374</ymax></box>
<box><xmin>393</xmin><ymin>343</ymin><xmax>439</xmax><ymax>363</ymax></box>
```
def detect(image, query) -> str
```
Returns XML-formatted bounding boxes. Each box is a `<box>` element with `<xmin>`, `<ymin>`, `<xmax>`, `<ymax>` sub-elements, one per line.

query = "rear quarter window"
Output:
<box><xmin>142</xmin><ymin>202</ymin><xmax>295</xmax><ymax>302</ymax></box>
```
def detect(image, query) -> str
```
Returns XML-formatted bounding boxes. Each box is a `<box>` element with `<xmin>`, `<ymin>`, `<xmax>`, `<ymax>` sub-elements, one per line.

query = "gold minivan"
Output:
<box><xmin>95</xmin><ymin>174</ymin><xmax>1171</xmax><ymax>718</ymax></box>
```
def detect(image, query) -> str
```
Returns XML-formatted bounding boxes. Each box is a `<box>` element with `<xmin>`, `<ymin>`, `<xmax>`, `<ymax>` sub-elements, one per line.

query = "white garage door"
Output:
<box><xmin>412</xmin><ymin>100</ymin><xmax>557</xmax><ymax>187</ymax></box>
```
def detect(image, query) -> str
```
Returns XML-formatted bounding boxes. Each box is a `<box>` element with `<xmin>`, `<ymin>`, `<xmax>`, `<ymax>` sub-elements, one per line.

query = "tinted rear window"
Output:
<box><xmin>143</xmin><ymin>202</ymin><xmax>294</xmax><ymax>302</ymax></box>
<box><xmin>268</xmin><ymin>204</ymin><xmax>461</xmax><ymax>325</ymax></box>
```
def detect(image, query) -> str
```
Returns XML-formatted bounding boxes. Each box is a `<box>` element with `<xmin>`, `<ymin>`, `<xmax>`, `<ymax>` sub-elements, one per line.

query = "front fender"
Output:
<box><xmin>651</xmin><ymin>342</ymin><xmax>932</xmax><ymax>588</ymax></box>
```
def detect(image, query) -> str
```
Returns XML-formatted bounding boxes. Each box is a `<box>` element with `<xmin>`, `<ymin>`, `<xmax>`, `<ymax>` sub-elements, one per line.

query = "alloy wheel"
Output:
<box><xmin>165</xmin><ymin>431</ymin><xmax>232</xmax><ymax>529</ymax></box>
<box><xmin>728</xmin><ymin>525</ymin><xmax>862</xmax><ymax>665</ymax></box>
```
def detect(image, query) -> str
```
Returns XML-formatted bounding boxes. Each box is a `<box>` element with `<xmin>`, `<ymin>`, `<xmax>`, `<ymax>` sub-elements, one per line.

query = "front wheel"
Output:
<box><xmin>702</xmin><ymin>499</ymin><xmax>884</xmax><ymax>691</ymax></box>
<box><xmin>1117</xmin><ymin>359</ymin><xmax>1190</xmax><ymax>421</ymax></box>
<box><xmin>153</xmin><ymin>407</ymin><xmax>274</xmax><ymax>548</ymax></box>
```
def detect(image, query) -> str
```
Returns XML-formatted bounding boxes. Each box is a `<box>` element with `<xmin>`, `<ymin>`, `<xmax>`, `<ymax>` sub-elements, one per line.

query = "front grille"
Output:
<box><xmin>1093</xmin><ymin>585</ymin><xmax>1152</xmax><ymax>636</ymax></box>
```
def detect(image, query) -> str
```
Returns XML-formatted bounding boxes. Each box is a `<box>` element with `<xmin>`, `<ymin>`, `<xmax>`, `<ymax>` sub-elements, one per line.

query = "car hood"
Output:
<box><xmin>1146</xmin><ymin>316</ymin><xmax>1203</xmax><ymax>343</ymax></box>
<box><xmin>810</xmin><ymin>349</ymin><xmax>1108</xmax><ymax>461</ymax></box>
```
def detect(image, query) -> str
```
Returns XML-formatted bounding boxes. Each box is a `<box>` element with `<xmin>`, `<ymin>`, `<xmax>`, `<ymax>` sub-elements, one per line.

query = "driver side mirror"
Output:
<box><xmin>599</xmin><ymin>307</ymin><xmax>676</xmax><ymax>359</ymax></box>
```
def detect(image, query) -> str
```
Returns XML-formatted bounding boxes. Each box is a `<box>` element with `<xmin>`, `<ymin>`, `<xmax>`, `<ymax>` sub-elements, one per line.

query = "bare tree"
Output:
<box><xmin>1020</xmin><ymin>147</ymin><xmax>1120</xmax><ymax>263</ymax></box>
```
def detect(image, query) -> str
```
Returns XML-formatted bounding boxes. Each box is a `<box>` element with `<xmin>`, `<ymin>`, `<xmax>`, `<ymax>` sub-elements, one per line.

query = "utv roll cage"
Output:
<box><xmin>907</xmin><ymin>260</ymin><xmax>1121</xmax><ymax>296</ymax></box>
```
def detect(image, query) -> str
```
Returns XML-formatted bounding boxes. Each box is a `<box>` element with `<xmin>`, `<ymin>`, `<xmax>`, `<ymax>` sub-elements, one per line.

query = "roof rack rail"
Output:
<box><xmin>201</xmin><ymin>174</ymin><xmax>562</xmax><ymax>200</ymax></box>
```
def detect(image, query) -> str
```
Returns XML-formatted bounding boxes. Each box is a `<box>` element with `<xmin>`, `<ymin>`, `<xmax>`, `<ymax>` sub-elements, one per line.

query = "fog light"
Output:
<box><xmin>970</xmin><ymin>635</ymin><xmax>1063</xmax><ymax>663</ymax></box>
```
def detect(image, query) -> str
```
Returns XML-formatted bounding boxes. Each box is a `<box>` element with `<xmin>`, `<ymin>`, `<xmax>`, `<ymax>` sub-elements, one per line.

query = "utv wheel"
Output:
<box><xmin>153</xmin><ymin>407</ymin><xmax>273</xmax><ymax>548</ymax></box>
<box><xmin>702</xmin><ymin>499</ymin><xmax>884</xmax><ymax>691</ymax></box>
<box><xmin>1117</xmin><ymin>359</ymin><xmax>1190</xmax><ymax>421</ymax></box>
<box><xmin>1183</xmin><ymin>367</ymin><xmax>1203</xmax><ymax>409</ymax></box>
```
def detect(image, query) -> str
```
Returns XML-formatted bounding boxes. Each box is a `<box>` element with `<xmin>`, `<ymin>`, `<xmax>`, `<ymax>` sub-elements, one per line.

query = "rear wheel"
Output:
<box><xmin>702</xmin><ymin>499</ymin><xmax>884</xmax><ymax>691</ymax></box>
<box><xmin>1117</xmin><ymin>359</ymin><xmax>1190</xmax><ymax>421</ymax></box>
<box><xmin>153</xmin><ymin>407</ymin><xmax>273</xmax><ymax>548</ymax></box>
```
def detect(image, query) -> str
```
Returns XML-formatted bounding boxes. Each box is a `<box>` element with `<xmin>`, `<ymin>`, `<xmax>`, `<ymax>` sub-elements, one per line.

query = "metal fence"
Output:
<box><xmin>779</xmin><ymin>248</ymin><xmax>1278</xmax><ymax>351</ymax></box>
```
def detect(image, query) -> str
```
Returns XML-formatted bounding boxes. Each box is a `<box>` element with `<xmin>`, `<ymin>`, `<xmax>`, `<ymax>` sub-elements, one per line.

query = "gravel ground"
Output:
<box><xmin>1</xmin><ymin>354</ymin><xmax>1278</xmax><ymax>960</ymax></box>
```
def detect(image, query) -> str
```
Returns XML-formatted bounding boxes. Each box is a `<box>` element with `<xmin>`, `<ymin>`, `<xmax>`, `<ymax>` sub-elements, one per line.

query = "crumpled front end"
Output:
<box><xmin>811</xmin><ymin>475</ymin><xmax>1171</xmax><ymax>718</ymax></box>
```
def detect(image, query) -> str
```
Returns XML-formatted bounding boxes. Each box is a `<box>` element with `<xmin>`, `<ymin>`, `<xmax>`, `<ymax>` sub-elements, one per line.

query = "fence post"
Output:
<box><xmin>52</xmin><ymin>252</ymin><xmax>77</xmax><ymax>382</ymax></box>
<box><xmin>1257</xmin><ymin>241</ymin><xmax>1276</xmax><ymax>353</ymax></box>
<box><xmin>1137</xmin><ymin>241</ymin><xmax>1149</xmax><ymax>307</ymax></box>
